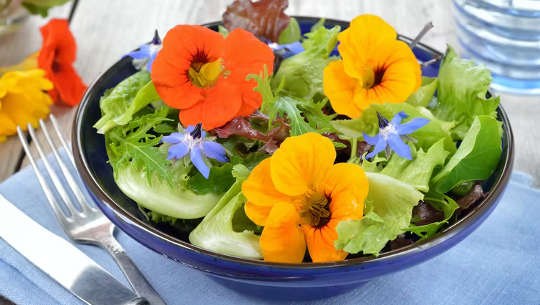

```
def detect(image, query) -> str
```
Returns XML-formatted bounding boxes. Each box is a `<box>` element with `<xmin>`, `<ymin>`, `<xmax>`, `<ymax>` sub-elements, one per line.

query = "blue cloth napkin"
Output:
<box><xmin>1</xmin><ymin>161</ymin><xmax>539</xmax><ymax>305</ymax></box>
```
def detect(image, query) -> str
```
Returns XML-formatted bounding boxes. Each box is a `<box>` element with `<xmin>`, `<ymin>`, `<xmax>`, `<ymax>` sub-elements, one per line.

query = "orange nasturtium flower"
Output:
<box><xmin>38</xmin><ymin>18</ymin><xmax>87</xmax><ymax>107</ymax></box>
<box><xmin>151</xmin><ymin>25</ymin><xmax>274</xmax><ymax>130</ymax></box>
<box><xmin>242</xmin><ymin>133</ymin><xmax>369</xmax><ymax>263</ymax></box>
<box><xmin>0</xmin><ymin>69</ymin><xmax>53</xmax><ymax>142</ymax></box>
<box><xmin>323</xmin><ymin>15</ymin><xmax>421</xmax><ymax>118</ymax></box>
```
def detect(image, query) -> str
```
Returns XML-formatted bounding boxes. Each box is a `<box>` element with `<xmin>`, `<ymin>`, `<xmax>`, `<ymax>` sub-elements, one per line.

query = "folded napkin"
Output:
<box><xmin>1</xmin><ymin>157</ymin><xmax>539</xmax><ymax>305</ymax></box>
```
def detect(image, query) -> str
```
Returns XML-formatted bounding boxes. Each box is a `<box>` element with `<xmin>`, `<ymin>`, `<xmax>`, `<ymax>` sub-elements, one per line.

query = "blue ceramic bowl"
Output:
<box><xmin>72</xmin><ymin>17</ymin><xmax>514</xmax><ymax>299</ymax></box>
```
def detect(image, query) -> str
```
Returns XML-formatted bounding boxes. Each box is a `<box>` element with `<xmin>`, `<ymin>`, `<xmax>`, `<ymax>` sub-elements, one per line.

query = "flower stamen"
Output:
<box><xmin>188</xmin><ymin>58</ymin><xmax>223</xmax><ymax>88</ymax></box>
<box><xmin>300</xmin><ymin>190</ymin><xmax>331</xmax><ymax>228</ymax></box>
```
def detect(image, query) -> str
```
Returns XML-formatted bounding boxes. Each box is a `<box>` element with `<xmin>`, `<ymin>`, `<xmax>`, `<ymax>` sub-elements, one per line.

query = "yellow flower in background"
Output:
<box><xmin>0</xmin><ymin>52</ymin><xmax>38</xmax><ymax>75</ymax></box>
<box><xmin>0</xmin><ymin>69</ymin><xmax>53</xmax><ymax>142</ymax></box>
<box><xmin>323</xmin><ymin>15</ymin><xmax>422</xmax><ymax>118</ymax></box>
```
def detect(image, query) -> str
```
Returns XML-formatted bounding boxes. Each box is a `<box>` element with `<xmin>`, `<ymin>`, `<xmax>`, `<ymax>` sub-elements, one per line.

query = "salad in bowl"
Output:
<box><xmin>91</xmin><ymin>0</ymin><xmax>504</xmax><ymax>265</ymax></box>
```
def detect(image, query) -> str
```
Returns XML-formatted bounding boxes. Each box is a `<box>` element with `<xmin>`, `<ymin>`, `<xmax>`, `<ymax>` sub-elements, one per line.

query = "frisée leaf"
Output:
<box><xmin>189</xmin><ymin>165</ymin><xmax>262</xmax><ymax>259</ymax></box>
<box><xmin>335</xmin><ymin>172</ymin><xmax>423</xmax><ymax>256</ymax></box>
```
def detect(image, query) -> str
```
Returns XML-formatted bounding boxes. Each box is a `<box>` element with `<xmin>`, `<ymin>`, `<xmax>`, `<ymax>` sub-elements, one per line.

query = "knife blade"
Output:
<box><xmin>0</xmin><ymin>194</ymin><xmax>148</xmax><ymax>305</ymax></box>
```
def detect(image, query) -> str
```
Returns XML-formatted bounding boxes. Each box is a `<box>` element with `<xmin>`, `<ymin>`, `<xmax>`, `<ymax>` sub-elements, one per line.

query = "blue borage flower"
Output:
<box><xmin>363</xmin><ymin>112</ymin><xmax>429</xmax><ymax>160</ymax></box>
<box><xmin>162</xmin><ymin>124</ymin><xmax>228</xmax><ymax>178</ymax></box>
<box><xmin>125</xmin><ymin>30</ymin><xmax>162</xmax><ymax>72</ymax></box>
<box><xmin>267</xmin><ymin>41</ymin><xmax>304</xmax><ymax>58</ymax></box>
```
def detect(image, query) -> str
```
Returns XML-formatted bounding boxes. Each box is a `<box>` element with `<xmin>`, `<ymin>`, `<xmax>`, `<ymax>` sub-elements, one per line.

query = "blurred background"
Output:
<box><xmin>0</xmin><ymin>0</ymin><xmax>539</xmax><ymax>186</ymax></box>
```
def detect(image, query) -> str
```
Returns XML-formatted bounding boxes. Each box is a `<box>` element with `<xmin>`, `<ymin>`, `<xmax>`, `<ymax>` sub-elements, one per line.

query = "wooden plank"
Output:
<box><xmin>0</xmin><ymin>3</ymin><xmax>72</xmax><ymax>182</ymax></box>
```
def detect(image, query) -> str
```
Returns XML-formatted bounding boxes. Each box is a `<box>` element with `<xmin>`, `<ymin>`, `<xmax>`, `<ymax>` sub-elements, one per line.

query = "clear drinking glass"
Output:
<box><xmin>0</xmin><ymin>0</ymin><xmax>28</xmax><ymax>36</ymax></box>
<box><xmin>453</xmin><ymin>0</ymin><xmax>540</xmax><ymax>95</ymax></box>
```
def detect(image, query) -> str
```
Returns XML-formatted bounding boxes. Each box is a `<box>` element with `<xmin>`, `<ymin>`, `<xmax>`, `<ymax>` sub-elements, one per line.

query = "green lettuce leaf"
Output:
<box><xmin>406</xmin><ymin>77</ymin><xmax>438</xmax><ymax>107</ymax></box>
<box><xmin>407</xmin><ymin>193</ymin><xmax>459</xmax><ymax>240</ymax></box>
<box><xmin>431</xmin><ymin>46</ymin><xmax>499</xmax><ymax>139</ymax></box>
<box><xmin>189</xmin><ymin>165</ymin><xmax>262</xmax><ymax>259</ymax></box>
<box><xmin>22</xmin><ymin>0</ymin><xmax>69</xmax><ymax>17</ymax></box>
<box><xmin>272</xmin><ymin>22</ymin><xmax>340</xmax><ymax>101</ymax></box>
<box><xmin>432</xmin><ymin>115</ymin><xmax>503</xmax><ymax>193</ymax></box>
<box><xmin>378</xmin><ymin>139</ymin><xmax>449</xmax><ymax>192</ymax></box>
<box><xmin>278</xmin><ymin>17</ymin><xmax>301</xmax><ymax>44</ymax></box>
<box><xmin>335</xmin><ymin>173</ymin><xmax>423</xmax><ymax>256</ymax></box>
<box><xmin>94</xmin><ymin>70</ymin><xmax>155</xmax><ymax>134</ymax></box>
<box><xmin>332</xmin><ymin>103</ymin><xmax>456</xmax><ymax>153</ymax></box>
<box><xmin>187</xmin><ymin>163</ymin><xmax>235</xmax><ymax>195</ymax></box>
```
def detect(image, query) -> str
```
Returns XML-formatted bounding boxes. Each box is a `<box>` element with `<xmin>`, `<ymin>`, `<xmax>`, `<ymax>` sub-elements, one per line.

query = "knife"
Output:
<box><xmin>0</xmin><ymin>194</ymin><xmax>148</xmax><ymax>305</ymax></box>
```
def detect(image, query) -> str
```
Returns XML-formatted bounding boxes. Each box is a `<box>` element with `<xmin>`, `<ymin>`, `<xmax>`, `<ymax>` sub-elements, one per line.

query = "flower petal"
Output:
<box><xmin>397</xmin><ymin>118</ymin><xmax>430</xmax><ymax>135</ymax></box>
<box><xmin>388</xmin><ymin>133</ymin><xmax>412</xmax><ymax>160</ymax></box>
<box><xmin>366</xmin><ymin>136</ymin><xmax>387</xmax><ymax>159</ymax></box>
<box><xmin>323</xmin><ymin>163</ymin><xmax>368</xmax><ymax>221</ymax></box>
<box><xmin>244</xmin><ymin>201</ymin><xmax>272</xmax><ymax>226</ymax></box>
<box><xmin>224</xmin><ymin>28</ymin><xmax>274</xmax><ymax>117</ymax></box>
<box><xmin>242</xmin><ymin>158</ymin><xmax>292</xmax><ymax>207</ymax></box>
<box><xmin>362</xmin><ymin>132</ymin><xmax>379</xmax><ymax>146</ymax></box>
<box><xmin>302</xmin><ymin>220</ymin><xmax>348</xmax><ymax>262</ymax></box>
<box><xmin>161</xmin><ymin>132</ymin><xmax>184</xmax><ymax>144</ymax></box>
<box><xmin>390</xmin><ymin>111</ymin><xmax>408</xmax><ymax>126</ymax></box>
<box><xmin>201</xmin><ymin>141</ymin><xmax>228</xmax><ymax>162</ymax></box>
<box><xmin>178</xmin><ymin>79</ymin><xmax>242</xmax><ymax>130</ymax></box>
<box><xmin>127</xmin><ymin>45</ymin><xmax>151</xmax><ymax>59</ymax></box>
<box><xmin>260</xmin><ymin>202</ymin><xmax>306</xmax><ymax>263</ymax></box>
<box><xmin>271</xmin><ymin>133</ymin><xmax>336</xmax><ymax>196</ymax></box>
<box><xmin>152</xmin><ymin>25</ymin><xmax>225</xmax><ymax>110</ymax></box>
<box><xmin>48</xmin><ymin>64</ymin><xmax>87</xmax><ymax>106</ymax></box>
<box><xmin>323</xmin><ymin>60</ymin><xmax>363</xmax><ymax>118</ymax></box>
<box><xmin>190</xmin><ymin>145</ymin><xmax>210</xmax><ymax>178</ymax></box>
<box><xmin>167</xmin><ymin>142</ymin><xmax>189</xmax><ymax>160</ymax></box>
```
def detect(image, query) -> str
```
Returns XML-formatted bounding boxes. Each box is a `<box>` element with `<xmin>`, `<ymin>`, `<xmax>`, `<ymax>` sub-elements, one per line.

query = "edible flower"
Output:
<box><xmin>162</xmin><ymin>124</ymin><xmax>228</xmax><ymax>178</ymax></box>
<box><xmin>38</xmin><ymin>18</ymin><xmax>87</xmax><ymax>106</ymax></box>
<box><xmin>268</xmin><ymin>41</ymin><xmax>304</xmax><ymax>59</ymax></box>
<box><xmin>125</xmin><ymin>30</ymin><xmax>162</xmax><ymax>72</ymax></box>
<box><xmin>363</xmin><ymin>112</ymin><xmax>429</xmax><ymax>160</ymax></box>
<box><xmin>151</xmin><ymin>25</ymin><xmax>274</xmax><ymax>130</ymax></box>
<box><xmin>323</xmin><ymin>15</ymin><xmax>421</xmax><ymax>118</ymax></box>
<box><xmin>242</xmin><ymin>133</ymin><xmax>369</xmax><ymax>263</ymax></box>
<box><xmin>0</xmin><ymin>69</ymin><xmax>53</xmax><ymax>142</ymax></box>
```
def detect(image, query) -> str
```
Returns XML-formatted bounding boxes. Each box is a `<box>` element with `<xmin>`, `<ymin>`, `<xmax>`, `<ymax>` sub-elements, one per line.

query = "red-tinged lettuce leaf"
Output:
<box><xmin>456</xmin><ymin>184</ymin><xmax>485</xmax><ymax>209</ymax></box>
<box><xmin>214</xmin><ymin>114</ymin><xmax>289</xmax><ymax>154</ymax></box>
<box><xmin>222</xmin><ymin>0</ymin><xmax>290</xmax><ymax>42</ymax></box>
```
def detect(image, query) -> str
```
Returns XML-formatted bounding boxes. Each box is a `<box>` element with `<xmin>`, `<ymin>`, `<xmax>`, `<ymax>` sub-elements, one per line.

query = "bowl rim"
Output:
<box><xmin>73</xmin><ymin>16</ymin><xmax>515</xmax><ymax>269</ymax></box>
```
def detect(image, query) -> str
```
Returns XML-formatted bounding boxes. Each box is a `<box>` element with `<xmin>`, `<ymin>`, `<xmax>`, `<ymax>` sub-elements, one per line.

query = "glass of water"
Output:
<box><xmin>453</xmin><ymin>0</ymin><xmax>540</xmax><ymax>95</ymax></box>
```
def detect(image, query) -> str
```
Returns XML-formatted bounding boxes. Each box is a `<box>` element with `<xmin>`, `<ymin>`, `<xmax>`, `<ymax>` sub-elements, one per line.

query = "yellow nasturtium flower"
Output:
<box><xmin>0</xmin><ymin>69</ymin><xmax>53</xmax><ymax>142</ymax></box>
<box><xmin>323</xmin><ymin>15</ymin><xmax>422</xmax><ymax>118</ymax></box>
<box><xmin>242</xmin><ymin>133</ymin><xmax>369</xmax><ymax>263</ymax></box>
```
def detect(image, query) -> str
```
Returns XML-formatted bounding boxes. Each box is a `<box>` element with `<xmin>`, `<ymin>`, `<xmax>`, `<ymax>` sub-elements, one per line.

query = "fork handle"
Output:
<box><xmin>101</xmin><ymin>236</ymin><xmax>167</xmax><ymax>305</ymax></box>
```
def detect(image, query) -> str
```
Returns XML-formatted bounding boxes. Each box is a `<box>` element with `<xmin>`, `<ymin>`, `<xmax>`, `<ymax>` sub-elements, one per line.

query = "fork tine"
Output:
<box><xmin>50</xmin><ymin>114</ymin><xmax>76</xmax><ymax>168</ymax></box>
<box><xmin>26</xmin><ymin>123</ymin><xmax>81</xmax><ymax>217</ymax></box>
<box><xmin>40</xmin><ymin>118</ymin><xmax>94</xmax><ymax>213</ymax></box>
<box><xmin>17</xmin><ymin>127</ymin><xmax>72</xmax><ymax>226</ymax></box>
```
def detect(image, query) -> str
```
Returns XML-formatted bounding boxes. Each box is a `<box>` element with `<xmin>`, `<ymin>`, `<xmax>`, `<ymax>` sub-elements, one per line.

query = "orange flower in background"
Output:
<box><xmin>0</xmin><ymin>69</ymin><xmax>53</xmax><ymax>142</ymax></box>
<box><xmin>38</xmin><ymin>18</ymin><xmax>87</xmax><ymax>107</ymax></box>
<box><xmin>151</xmin><ymin>25</ymin><xmax>274</xmax><ymax>130</ymax></box>
<box><xmin>324</xmin><ymin>15</ymin><xmax>421</xmax><ymax>118</ymax></box>
<box><xmin>242</xmin><ymin>133</ymin><xmax>369</xmax><ymax>263</ymax></box>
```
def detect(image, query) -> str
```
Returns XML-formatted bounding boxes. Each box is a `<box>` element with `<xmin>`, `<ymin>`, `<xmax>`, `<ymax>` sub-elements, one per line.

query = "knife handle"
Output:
<box><xmin>102</xmin><ymin>236</ymin><xmax>167</xmax><ymax>305</ymax></box>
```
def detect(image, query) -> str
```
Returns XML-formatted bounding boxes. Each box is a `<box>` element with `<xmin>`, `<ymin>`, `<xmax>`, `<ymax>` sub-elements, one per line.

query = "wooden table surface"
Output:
<box><xmin>0</xmin><ymin>0</ymin><xmax>538</xmax><ymax>187</ymax></box>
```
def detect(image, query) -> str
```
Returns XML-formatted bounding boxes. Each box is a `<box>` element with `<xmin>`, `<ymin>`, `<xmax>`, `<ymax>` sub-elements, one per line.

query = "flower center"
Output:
<box><xmin>300</xmin><ymin>190</ymin><xmax>331</xmax><ymax>229</ymax></box>
<box><xmin>380</xmin><ymin>124</ymin><xmax>397</xmax><ymax>140</ymax></box>
<box><xmin>362</xmin><ymin>67</ymin><xmax>385</xmax><ymax>89</ymax></box>
<box><xmin>188</xmin><ymin>58</ymin><xmax>223</xmax><ymax>88</ymax></box>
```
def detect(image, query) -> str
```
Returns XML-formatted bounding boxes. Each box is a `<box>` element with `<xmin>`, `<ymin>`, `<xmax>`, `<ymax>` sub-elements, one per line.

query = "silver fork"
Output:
<box><xmin>17</xmin><ymin>114</ymin><xmax>166</xmax><ymax>305</ymax></box>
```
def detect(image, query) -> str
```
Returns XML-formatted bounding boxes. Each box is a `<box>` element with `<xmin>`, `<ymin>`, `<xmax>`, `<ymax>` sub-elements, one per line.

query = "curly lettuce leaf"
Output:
<box><xmin>335</xmin><ymin>172</ymin><xmax>423</xmax><ymax>256</ymax></box>
<box><xmin>332</xmin><ymin>103</ymin><xmax>456</xmax><ymax>154</ymax></box>
<box><xmin>94</xmin><ymin>70</ymin><xmax>156</xmax><ymax>134</ymax></box>
<box><xmin>432</xmin><ymin>115</ymin><xmax>503</xmax><ymax>193</ymax></box>
<box><xmin>115</xmin><ymin>164</ymin><xmax>220</xmax><ymax>219</ymax></box>
<box><xmin>406</xmin><ymin>77</ymin><xmax>438</xmax><ymax>107</ymax></box>
<box><xmin>278</xmin><ymin>17</ymin><xmax>301</xmax><ymax>44</ymax></box>
<box><xmin>189</xmin><ymin>165</ymin><xmax>262</xmax><ymax>259</ymax></box>
<box><xmin>407</xmin><ymin>193</ymin><xmax>459</xmax><ymax>240</ymax></box>
<box><xmin>378</xmin><ymin>139</ymin><xmax>449</xmax><ymax>192</ymax></box>
<box><xmin>431</xmin><ymin>46</ymin><xmax>499</xmax><ymax>139</ymax></box>
<box><xmin>272</xmin><ymin>22</ymin><xmax>340</xmax><ymax>101</ymax></box>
